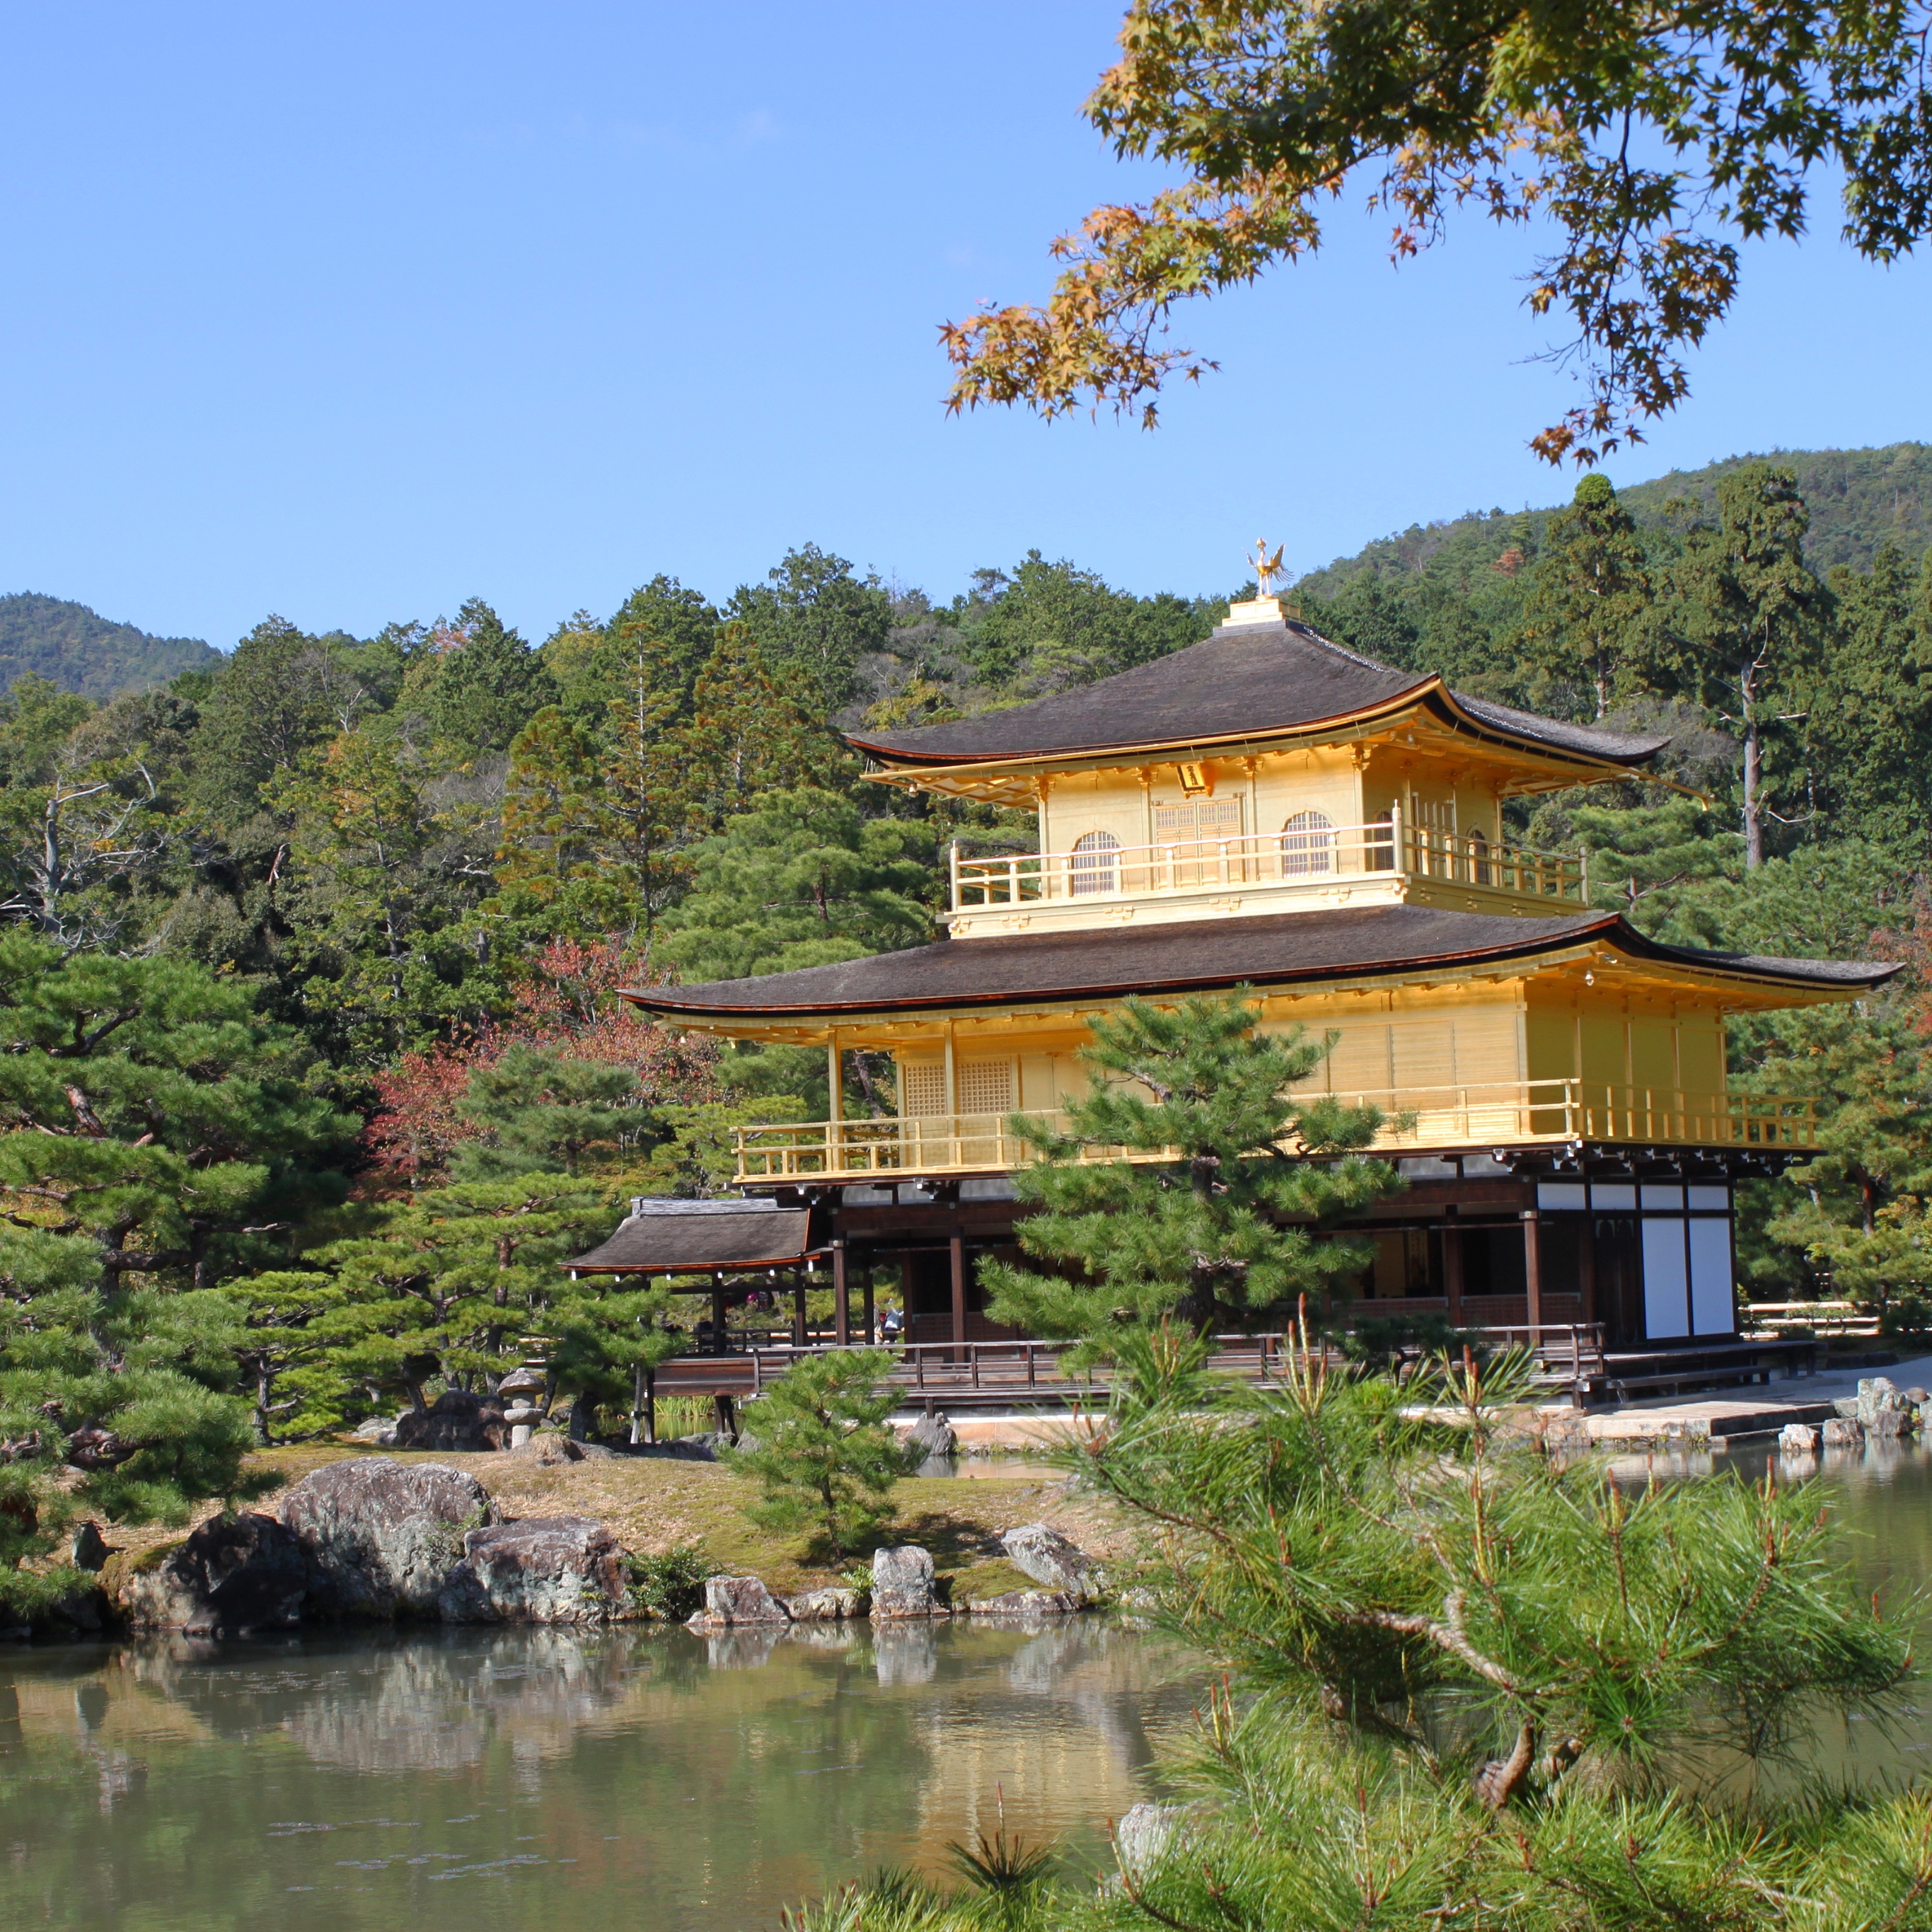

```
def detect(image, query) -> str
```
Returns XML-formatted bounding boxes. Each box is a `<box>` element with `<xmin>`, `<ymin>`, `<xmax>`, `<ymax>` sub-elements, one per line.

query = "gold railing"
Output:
<box><xmin>951</xmin><ymin>814</ymin><xmax>1584</xmax><ymax>915</ymax></box>
<box><xmin>734</xmin><ymin>1083</ymin><xmax>1820</xmax><ymax>1181</ymax></box>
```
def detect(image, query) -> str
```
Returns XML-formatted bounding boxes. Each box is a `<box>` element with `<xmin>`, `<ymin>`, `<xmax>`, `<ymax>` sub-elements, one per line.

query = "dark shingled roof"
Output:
<box><xmin>567</xmin><ymin>1201</ymin><xmax>815</xmax><ymax>1275</ymax></box>
<box><xmin>848</xmin><ymin>613</ymin><xmax>1668</xmax><ymax>768</ymax></box>
<box><xmin>623</xmin><ymin>906</ymin><xmax>1898</xmax><ymax>1021</ymax></box>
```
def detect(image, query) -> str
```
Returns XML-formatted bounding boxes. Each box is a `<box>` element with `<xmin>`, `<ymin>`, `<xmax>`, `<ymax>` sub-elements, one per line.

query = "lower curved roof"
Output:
<box><xmin>623</xmin><ymin>906</ymin><xmax>1897</xmax><ymax>1022</ymax></box>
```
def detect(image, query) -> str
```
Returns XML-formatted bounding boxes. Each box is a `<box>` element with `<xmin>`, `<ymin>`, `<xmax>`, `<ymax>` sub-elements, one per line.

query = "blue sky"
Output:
<box><xmin>0</xmin><ymin>2</ymin><xmax>1926</xmax><ymax>649</ymax></box>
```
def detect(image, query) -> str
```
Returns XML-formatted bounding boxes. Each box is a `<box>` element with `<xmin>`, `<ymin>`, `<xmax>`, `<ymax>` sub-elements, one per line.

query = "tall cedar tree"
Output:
<box><xmin>726</xmin><ymin>543</ymin><xmax>893</xmax><ymax>717</ymax></box>
<box><xmin>1660</xmin><ymin>463</ymin><xmax>1827</xmax><ymax>868</ymax></box>
<box><xmin>681</xmin><ymin>623</ymin><xmax>843</xmax><ymax>826</ymax></box>
<box><xmin>981</xmin><ymin>990</ymin><xmax>1402</xmax><ymax>1353</ymax></box>
<box><xmin>1519</xmin><ymin>473</ymin><xmax>1652</xmax><ymax>717</ymax></box>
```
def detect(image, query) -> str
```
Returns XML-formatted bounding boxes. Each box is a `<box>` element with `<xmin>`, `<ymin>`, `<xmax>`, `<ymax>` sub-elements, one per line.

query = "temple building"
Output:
<box><xmin>618</xmin><ymin>589</ymin><xmax>1895</xmax><ymax>1359</ymax></box>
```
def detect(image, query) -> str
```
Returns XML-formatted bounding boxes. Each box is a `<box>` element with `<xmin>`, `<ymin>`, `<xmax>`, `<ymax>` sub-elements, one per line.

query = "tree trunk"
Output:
<box><xmin>1742</xmin><ymin>715</ymin><xmax>1764</xmax><ymax>870</ymax></box>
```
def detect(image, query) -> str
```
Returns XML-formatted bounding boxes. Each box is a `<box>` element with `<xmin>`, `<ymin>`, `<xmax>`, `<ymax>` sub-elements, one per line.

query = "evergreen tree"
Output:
<box><xmin>679</xmin><ymin>623</ymin><xmax>840</xmax><ymax>825</ymax></box>
<box><xmin>1520</xmin><ymin>473</ymin><xmax>1653</xmax><ymax>717</ymax></box>
<box><xmin>728</xmin><ymin>1348</ymin><xmax>911</xmax><ymax>1558</ymax></box>
<box><xmin>792</xmin><ymin>1344</ymin><xmax>1924</xmax><ymax>1928</ymax></box>
<box><xmin>448</xmin><ymin>1043</ymin><xmax>659</xmax><ymax>1182</ymax></box>
<box><xmin>277</xmin><ymin>721</ymin><xmax>506</xmax><ymax>1065</ymax></box>
<box><xmin>728</xmin><ymin>543</ymin><xmax>892</xmax><ymax>717</ymax></box>
<box><xmin>494</xmin><ymin>706</ymin><xmax>610</xmax><ymax>921</ymax></box>
<box><xmin>421</xmin><ymin>598</ymin><xmax>558</xmax><ymax>758</ymax></box>
<box><xmin>657</xmin><ymin>787</ymin><xmax>935</xmax><ymax>983</ymax></box>
<box><xmin>0</xmin><ymin>935</ymin><xmax>352</xmax><ymax>1605</ymax></box>
<box><xmin>1812</xmin><ymin>540</ymin><xmax>1932</xmax><ymax>843</ymax></box>
<box><xmin>190</xmin><ymin>615</ymin><xmax>343</xmax><ymax>822</ymax></box>
<box><xmin>981</xmin><ymin>991</ymin><xmax>1403</xmax><ymax>1352</ymax></box>
<box><xmin>315</xmin><ymin>1173</ymin><xmax>611</xmax><ymax>1410</ymax></box>
<box><xmin>1658</xmin><ymin>464</ymin><xmax>1827</xmax><ymax>867</ymax></box>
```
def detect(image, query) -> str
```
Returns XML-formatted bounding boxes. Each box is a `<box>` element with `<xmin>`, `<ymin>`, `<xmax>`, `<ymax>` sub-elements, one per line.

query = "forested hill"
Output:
<box><xmin>0</xmin><ymin>591</ymin><xmax>217</xmax><ymax>698</ymax></box>
<box><xmin>1298</xmin><ymin>441</ymin><xmax>1932</xmax><ymax>594</ymax></box>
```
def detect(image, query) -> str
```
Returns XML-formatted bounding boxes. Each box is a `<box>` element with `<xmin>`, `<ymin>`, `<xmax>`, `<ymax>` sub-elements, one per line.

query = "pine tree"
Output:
<box><xmin>727</xmin><ymin>1348</ymin><xmax>910</xmax><ymax>1557</ymax></box>
<box><xmin>1520</xmin><ymin>473</ymin><xmax>1653</xmax><ymax>717</ymax></box>
<box><xmin>980</xmin><ymin>990</ymin><xmax>1403</xmax><ymax>1352</ymax></box>
<box><xmin>316</xmin><ymin>1172</ymin><xmax>613</xmax><ymax>1411</ymax></box>
<box><xmin>0</xmin><ymin>935</ymin><xmax>352</xmax><ymax>1609</ymax></box>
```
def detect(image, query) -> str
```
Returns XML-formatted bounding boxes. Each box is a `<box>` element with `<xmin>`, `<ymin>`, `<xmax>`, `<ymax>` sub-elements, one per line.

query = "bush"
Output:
<box><xmin>625</xmin><ymin>1544</ymin><xmax>709</xmax><ymax>1621</ymax></box>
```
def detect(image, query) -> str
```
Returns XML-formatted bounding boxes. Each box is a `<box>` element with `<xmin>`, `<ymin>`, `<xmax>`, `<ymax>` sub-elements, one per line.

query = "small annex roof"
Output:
<box><xmin>847</xmin><ymin>611</ymin><xmax>1669</xmax><ymax>773</ymax></box>
<box><xmin>565</xmin><ymin>1197</ymin><xmax>818</xmax><ymax>1276</ymax></box>
<box><xmin>623</xmin><ymin>906</ymin><xmax>1899</xmax><ymax>1024</ymax></box>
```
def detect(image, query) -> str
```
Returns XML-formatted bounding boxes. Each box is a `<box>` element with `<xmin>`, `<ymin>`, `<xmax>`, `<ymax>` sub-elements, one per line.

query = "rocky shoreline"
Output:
<box><xmin>52</xmin><ymin>1452</ymin><xmax>1109</xmax><ymax>1643</ymax></box>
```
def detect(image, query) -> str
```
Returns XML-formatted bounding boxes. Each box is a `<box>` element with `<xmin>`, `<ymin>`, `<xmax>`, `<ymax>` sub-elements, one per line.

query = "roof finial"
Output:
<box><xmin>1249</xmin><ymin>538</ymin><xmax>1285</xmax><ymax>598</ymax></box>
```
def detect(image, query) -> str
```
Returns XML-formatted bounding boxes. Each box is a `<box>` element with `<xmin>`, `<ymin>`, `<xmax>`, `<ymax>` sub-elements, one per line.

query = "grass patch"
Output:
<box><xmin>96</xmin><ymin>1442</ymin><xmax>1132</xmax><ymax>1600</ymax></box>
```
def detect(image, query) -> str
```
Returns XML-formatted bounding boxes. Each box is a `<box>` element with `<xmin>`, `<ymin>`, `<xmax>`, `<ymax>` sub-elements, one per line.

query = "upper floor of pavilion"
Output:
<box><xmin>850</xmin><ymin>596</ymin><xmax>1669</xmax><ymax>939</ymax></box>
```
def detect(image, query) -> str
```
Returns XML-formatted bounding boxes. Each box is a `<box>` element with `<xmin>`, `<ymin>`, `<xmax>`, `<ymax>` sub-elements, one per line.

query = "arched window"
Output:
<box><xmin>1467</xmin><ymin>827</ymin><xmax>1491</xmax><ymax>886</ymax></box>
<box><xmin>1069</xmin><ymin>829</ymin><xmax>1121</xmax><ymax>896</ymax></box>
<box><xmin>1280</xmin><ymin>809</ymin><xmax>1335</xmax><ymax>878</ymax></box>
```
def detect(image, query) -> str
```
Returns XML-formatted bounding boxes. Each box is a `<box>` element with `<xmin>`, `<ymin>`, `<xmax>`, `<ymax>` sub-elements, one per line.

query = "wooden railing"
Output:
<box><xmin>1745</xmin><ymin>1300</ymin><xmax>1879</xmax><ymax>1338</ymax></box>
<box><xmin>726</xmin><ymin>1323</ymin><xmax>1608</xmax><ymax>1407</ymax></box>
<box><xmin>734</xmin><ymin>1083</ymin><xmax>1820</xmax><ymax>1181</ymax></box>
<box><xmin>951</xmin><ymin>811</ymin><xmax>1585</xmax><ymax>915</ymax></box>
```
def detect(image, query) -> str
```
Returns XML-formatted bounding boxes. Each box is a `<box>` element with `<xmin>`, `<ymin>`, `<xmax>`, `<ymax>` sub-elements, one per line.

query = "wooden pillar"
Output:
<box><xmin>630</xmin><ymin>1360</ymin><xmax>650</xmax><ymax>1445</ymax></box>
<box><xmin>862</xmin><ymin>1263</ymin><xmax>876</xmax><ymax>1345</ymax></box>
<box><xmin>949</xmin><ymin>1234</ymin><xmax>967</xmax><ymax>1352</ymax></box>
<box><xmin>793</xmin><ymin>1269</ymin><xmax>808</xmax><ymax>1346</ymax></box>
<box><xmin>1523</xmin><ymin>1215</ymin><xmax>1544</xmax><ymax>1331</ymax></box>
<box><xmin>711</xmin><ymin>1272</ymin><xmax>727</xmax><ymax>1355</ymax></box>
<box><xmin>942</xmin><ymin>1022</ymin><xmax>958</xmax><ymax>1169</ymax></box>
<box><xmin>1442</xmin><ymin>1225</ymin><xmax>1464</xmax><ymax>1326</ymax></box>
<box><xmin>1579</xmin><ymin>1216</ymin><xmax>1598</xmax><ymax>1328</ymax></box>
<box><xmin>833</xmin><ymin>1243</ymin><xmax>850</xmax><ymax>1346</ymax></box>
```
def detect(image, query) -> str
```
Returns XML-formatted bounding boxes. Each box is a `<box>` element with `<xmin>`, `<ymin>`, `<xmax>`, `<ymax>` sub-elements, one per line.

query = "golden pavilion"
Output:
<box><xmin>620</xmin><ymin>589</ymin><xmax>1895</xmax><ymax>1363</ymax></box>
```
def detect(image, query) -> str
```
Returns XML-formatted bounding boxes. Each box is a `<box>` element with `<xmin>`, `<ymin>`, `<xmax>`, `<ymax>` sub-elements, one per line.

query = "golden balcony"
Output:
<box><xmin>946</xmin><ymin>814</ymin><xmax>1586</xmax><ymax>936</ymax></box>
<box><xmin>733</xmin><ymin>1083</ymin><xmax>1820</xmax><ymax>1185</ymax></box>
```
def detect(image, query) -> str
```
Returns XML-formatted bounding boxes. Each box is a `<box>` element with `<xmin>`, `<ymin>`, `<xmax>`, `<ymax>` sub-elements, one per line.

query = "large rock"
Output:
<box><xmin>904</xmin><ymin>1411</ymin><xmax>957</xmax><ymax>1460</ymax></box>
<box><xmin>872</xmin><ymin>1545</ymin><xmax>939</xmax><ymax>1619</ymax></box>
<box><xmin>966</xmin><ymin>1589</ymin><xmax>1081</xmax><ymax>1619</ymax></box>
<box><xmin>1000</xmin><ymin>1523</ymin><xmax>1097</xmax><ymax>1602</ymax></box>
<box><xmin>1113</xmin><ymin>1802</ymin><xmax>1187</xmax><ymax>1882</ymax></box>
<box><xmin>437</xmin><ymin>1516</ymin><xmax>627</xmax><ymax>1624</ymax></box>
<box><xmin>280</xmin><ymin>1457</ymin><xmax>495</xmax><ymax>1618</ymax></box>
<box><xmin>695</xmin><ymin>1575</ymin><xmax>790</xmax><ymax>1626</ymax></box>
<box><xmin>393</xmin><ymin>1389</ymin><xmax>509</xmax><ymax>1452</ymax></box>
<box><xmin>504</xmin><ymin>1433</ymin><xmax>586</xmax><ymax>1467</ymax></box>
<box><xmin>1822</xmin><ymin>1416</ymin><xmax>1865</xmax><ymax>1450</ymax></box>
<box><xmin>120</xmin><ymin>1512</ymin><xmax>307</xmax><ymax>1636</ymax></box>
<box><xmin>786</xmin><ymin>1585</ymin><xmax>867</xmax><ymax>1621</ymax></box>
<box><xmin>1778</xmin><ymin>1422</ymin><xmax>1822</xmax><ymax>1454</ymax></box>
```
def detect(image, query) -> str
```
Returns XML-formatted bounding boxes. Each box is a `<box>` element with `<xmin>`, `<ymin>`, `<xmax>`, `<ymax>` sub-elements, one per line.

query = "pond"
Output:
<box><xmin>0</xmin><ymin>1614</ymin><xmax>1205</xmax><ymax>1932</ymax></box>
<box><xmin>5</xmin><ymin>1435</ymin><xmax>1931</xmax><ymax>1932</ymax></box>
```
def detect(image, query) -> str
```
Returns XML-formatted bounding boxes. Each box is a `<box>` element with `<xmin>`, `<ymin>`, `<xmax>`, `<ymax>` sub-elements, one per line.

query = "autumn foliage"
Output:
<box><xmin>361</xmin><ymin>937</ymin><xmax>718</xmax><ymax>1185</ymax></box>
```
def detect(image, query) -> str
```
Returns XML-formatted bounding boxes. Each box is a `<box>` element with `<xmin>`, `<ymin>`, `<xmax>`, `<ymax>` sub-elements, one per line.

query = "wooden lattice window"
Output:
<box><xmin>956</xmin><ymin>1059</ymin><xmax>1014</xmax><ymax>1120</ymax></box>
<box><xmin>899</xmin><ymin>1063</ymin><xmax>944</xmax><ymax>1116</ymax></box>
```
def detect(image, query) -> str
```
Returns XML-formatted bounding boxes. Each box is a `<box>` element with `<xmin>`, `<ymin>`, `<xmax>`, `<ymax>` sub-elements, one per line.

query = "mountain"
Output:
<box><xmin>1297</xmin><ymin>441</ymin><xmax>1932</xmax><ymax>596</ymax></box>
<box><xmin>0</xmin><ymin>593</ymin><xmax>219</xmax><ymax>700</ymax></box>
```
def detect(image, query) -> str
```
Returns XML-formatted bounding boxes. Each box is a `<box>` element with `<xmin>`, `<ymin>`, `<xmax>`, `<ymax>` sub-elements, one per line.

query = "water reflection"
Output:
<box><xmin>0</xmin><ymin>1617</ymin><xmax>1204</xmax><ymax>1932</ymax></box>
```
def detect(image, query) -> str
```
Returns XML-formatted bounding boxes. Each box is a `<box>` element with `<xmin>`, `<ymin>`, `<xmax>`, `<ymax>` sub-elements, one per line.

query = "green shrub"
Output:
<box><xmin>625</xmin><ymin>1544</ymin><xmax>709</xmax><ymax>1621</ymax></box>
